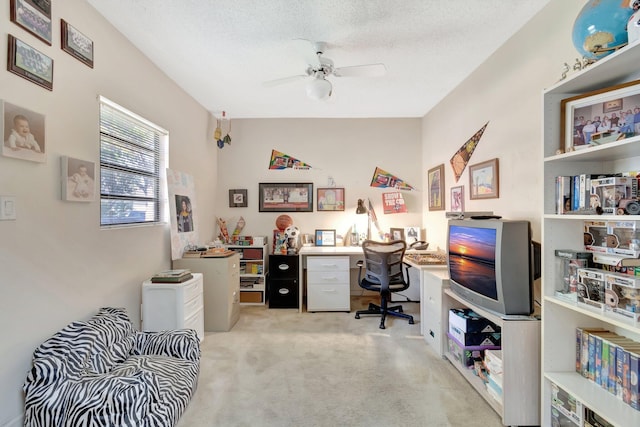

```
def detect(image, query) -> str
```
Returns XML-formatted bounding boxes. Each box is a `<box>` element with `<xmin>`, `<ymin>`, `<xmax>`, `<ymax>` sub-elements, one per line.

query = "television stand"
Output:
<box><xmin>443</xmin><ymin>288</ymin><xmax>540</xmax><ymax>426</ymax></box>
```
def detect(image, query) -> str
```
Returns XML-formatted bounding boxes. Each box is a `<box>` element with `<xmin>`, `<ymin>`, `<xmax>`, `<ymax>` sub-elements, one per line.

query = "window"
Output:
<box><xmin>99</xmin><ymin>96</ymin><xmax>167</xmax><ymax>227</ymax></box>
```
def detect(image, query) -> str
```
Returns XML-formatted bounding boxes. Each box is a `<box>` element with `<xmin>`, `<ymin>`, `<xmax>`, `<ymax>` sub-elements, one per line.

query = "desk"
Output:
<box><xmin>297</xmin><ymin>246</ymin><xmax>445</xmax><ymax>313</ymax></box>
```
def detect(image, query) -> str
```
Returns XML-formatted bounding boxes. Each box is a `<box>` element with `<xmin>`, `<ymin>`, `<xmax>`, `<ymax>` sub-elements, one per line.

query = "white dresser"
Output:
<box><xmin>306</xmin><ymin>256</ymin><xmax>350</xmax><ymax>312</ymax></box>
<box><xmin>141</xmin><ymin>273</ymin><xmax>205</xmax><ymax>342</ymax></box>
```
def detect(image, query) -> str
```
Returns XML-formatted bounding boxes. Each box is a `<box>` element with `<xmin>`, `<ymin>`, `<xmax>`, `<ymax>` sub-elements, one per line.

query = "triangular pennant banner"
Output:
<box><xmin>382</xmin><ymin>192</ymin><xmax>407</xmax><ymax>214</ymax></box>
<box><xmin>370</xmin><ymin>167</ymin><xmax>414</xmax><ymax>190</ymax></box>
<box><xmin>269</xmin><ymin>149</ymin><xmax>311</xmax><ymax>170</ymax></box>
<box><xmin>450</xmin><ymin>122</ymin><xmax>488</xmax><ymax>182</ymax></box>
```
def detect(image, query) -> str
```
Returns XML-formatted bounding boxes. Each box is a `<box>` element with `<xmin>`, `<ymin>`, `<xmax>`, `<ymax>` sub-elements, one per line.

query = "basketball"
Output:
<box><xmin>275</xmin><ymin>214</ymin><xmax>293</xmax><ymax>231</ymax></box>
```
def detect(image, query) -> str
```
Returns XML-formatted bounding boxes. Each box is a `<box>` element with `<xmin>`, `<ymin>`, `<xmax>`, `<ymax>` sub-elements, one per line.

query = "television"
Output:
<box><xmin>447</xmin><ymin>218</ymin><xmax>540</xmax><ymax>316</ymax></box>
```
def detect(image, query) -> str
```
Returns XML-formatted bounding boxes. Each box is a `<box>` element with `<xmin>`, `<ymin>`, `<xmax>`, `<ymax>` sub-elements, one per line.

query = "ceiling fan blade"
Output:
<box><xmin>292</xmin><ymin>38</ymin><xmax>321</xmax><ymax>68</ymax></box>
<box><xmin>262</xmin><ymin>74</ymin><xmax>308</xmax><ymax>87</ymax></box>
<box><xmin>333</xmin><ymin>63</ymin><xmax>386</xmax><ymax>77</ymax></box>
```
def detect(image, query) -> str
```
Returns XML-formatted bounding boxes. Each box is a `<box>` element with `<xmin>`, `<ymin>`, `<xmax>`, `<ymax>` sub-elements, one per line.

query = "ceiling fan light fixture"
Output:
<box><xmin>306</xmin><ymin>77</ymin><xmax>332</xmax><ymax>100</ymax></box>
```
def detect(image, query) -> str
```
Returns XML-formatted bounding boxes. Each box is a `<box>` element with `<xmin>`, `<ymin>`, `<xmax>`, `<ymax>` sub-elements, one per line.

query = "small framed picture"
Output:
<box><xmin>450</xmin><ymin>186</ymin><xmax>464</xmax><ymax>212</ymax></box>
<box><xmin>404</xmin><ymin>227</ymin><xmax>420</xmax><ymax>245</ymax></box>
<box><xmin>390</xmin><ymin>227</ymin><xmax>405</xmax><ymax>241</ymax></box>
<box><xmin>258</xmin><ymin>182</ymin><xmax>313</xmax><ymax>212</ymax></box>
<box><xmin>228</xmin><ymin>189</ymin><xmax>248</xmax><ymax>207</ymax></box>
<box><xmin>61</xmin><ymin>20</ymin><xmax>94</xmax><ymax>68</ymax></box>
<box><xmin>428</xmin><ymin>164</ymin><xmax>445</xmax><ymax>211</ymax></box>
<box><xmin>469</xmin><ymin>158</ymin><xmax>499</xmax><ymax>200</ymax></box>
<box><xmin>10</xmin><ymin>0</ymin><xmax>52</xmax><ymax>45</ymax></box>
<box><xmin>61</xmin><ymin>156</ymin><xmax>96</xmax><ymax>202</ymax></box>
<box><xmin>315</xmin><ymin>229</ymin><xmax>336</xmax><ymax>247</ymax></box>
<box><xmin>317</xmin><ymin>187</ymin><xmax>345</xmax><ymax>211</ymax></box>
<box><xmin>8</xmin><ymin>35</ymin><xmax>53</xmax><ymax>91</ymax></box>
<box><xmin>2</xmin><ymin>100</ymin><xmax>46</xmax><ymax>163</ymax></box>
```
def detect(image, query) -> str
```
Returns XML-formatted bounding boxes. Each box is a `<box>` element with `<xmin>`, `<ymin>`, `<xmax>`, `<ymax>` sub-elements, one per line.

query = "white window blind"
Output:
<box><xmin>99</xmin><ymin>97</ymin><xmax>167</xmax><ymax>227</ymax></box>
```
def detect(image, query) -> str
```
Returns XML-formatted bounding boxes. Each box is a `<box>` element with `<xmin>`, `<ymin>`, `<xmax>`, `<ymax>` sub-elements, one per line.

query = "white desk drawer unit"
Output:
<box><xmin>306</xmin><ymin>256</ymin><xmax>350</xmax><ymax>312</ymax></box>
<box><xmin>142</xmin><ymin>273</ymin><xmax>205</xmax><ymax>342</ymax></box>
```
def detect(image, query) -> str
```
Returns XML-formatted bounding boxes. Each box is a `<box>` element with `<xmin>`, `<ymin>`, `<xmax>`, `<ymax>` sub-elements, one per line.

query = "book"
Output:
<box><xmin>556</xmin><ymin>176</ymin><xmax>572</xmax><ymax>214</ymax></box>
<box><xmin>151</xmin><ymin>273</ymin><xmax>193</xmax><ymax>283</ymax></box>
<box><xmin>151</xmin><ymin>269</ymin><xmax>192</xmax><ymax>283</ymax></box>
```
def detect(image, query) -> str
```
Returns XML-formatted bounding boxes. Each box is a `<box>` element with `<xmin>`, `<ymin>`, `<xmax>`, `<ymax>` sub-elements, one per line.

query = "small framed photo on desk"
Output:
<box><xmin>315</xmin><ymin>229</ymin><xmax>336</xmax><ymax>247</ymax></box>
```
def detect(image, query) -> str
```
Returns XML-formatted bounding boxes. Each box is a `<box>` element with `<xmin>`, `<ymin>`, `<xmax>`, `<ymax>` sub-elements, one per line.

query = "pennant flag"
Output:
<box><xmin>382</xmin><ymin>192</ymin><xmax>407</xmax><ymax>214</ymax></box>
<box><xmin>370</xmin><ymin>167</ymin><xmax>414</xmax><ymax>190</ymax></box>
<box><xmin>450</xmin><ymin>121</ymin><xmax>488</xmax><ymax>182</ymax></box>
<box><xmin>269</xmin><ymin>150</ymin><xmax>311</xmax><ymax>170</ymax></box>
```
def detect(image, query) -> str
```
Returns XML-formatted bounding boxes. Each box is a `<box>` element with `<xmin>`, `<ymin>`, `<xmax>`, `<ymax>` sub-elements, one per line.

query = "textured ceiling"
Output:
<box><xmin>87</xmin><ymin>0</ymin><xmax>552</xmax><ymax>118</ymax></box>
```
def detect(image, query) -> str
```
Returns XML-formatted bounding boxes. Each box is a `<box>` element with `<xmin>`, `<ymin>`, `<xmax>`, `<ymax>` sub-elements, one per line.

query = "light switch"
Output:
<box><xmin>0</xmin><ymin>196</ymin><xmax>16</xmax><ymax>220</ymax></box>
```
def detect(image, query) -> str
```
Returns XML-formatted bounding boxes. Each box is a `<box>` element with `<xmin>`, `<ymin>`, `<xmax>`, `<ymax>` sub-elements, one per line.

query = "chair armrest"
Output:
<box><xmin>356</xmin><ymin>259</ymin><xmax>364</xmax><ymax>284</ymax></box>
<box><xmin>402</xmin><ymin>262</ymin><xmax>411</xmax><ymax>286</ymax></box>
<box><xmin>133</xmin><ymin>329</ymin><xmax>200</xmax><ymax>362</ymax></box>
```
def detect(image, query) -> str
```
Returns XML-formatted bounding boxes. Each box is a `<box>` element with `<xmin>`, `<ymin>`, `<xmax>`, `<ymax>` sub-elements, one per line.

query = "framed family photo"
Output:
<box><xmin>469</xmin><ymin>158</ymin><xmax>499</xmax><ymax>200</ymax></box>
<box><xmin>428</xmin><ymin>164</ymin><xmax>445</xmax><ymax>211</ymax></box>
<box><xmin>10</xmin><ymin>0</ymin><xmax>52</xmax><ymax>45</ymax></box>
<box><xmin>61</xmin><ymin>19</ymin><xmax>94</xmax><ymax>68</ymax></box>
<box><xmin>2</xmin><ymin>100</ymin><xmax>46</xmax><ymax>163</ymax></box>
<box><xmin>561</xmin><ymin>78</ymin><xmax>640</xmax><ymax>153</ymax></box>
<box><xmin>61</xmin><ymin>156</ymin><xmax>96</xmax><ymax>202</ymax></box>
<box><xmin>8</xmin><ymin>35</ymin><xmax>53</xmax><ymax>91</ymax></box>
<box><xmin>258</xmin><ymin>182</ymin><xmax>313</xmax><ymax>212</ymax></box>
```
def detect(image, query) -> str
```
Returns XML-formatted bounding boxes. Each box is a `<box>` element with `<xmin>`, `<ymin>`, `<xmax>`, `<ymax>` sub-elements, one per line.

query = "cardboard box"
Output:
<box><xmin>583</xmin><ymin>406</ymin><xmax>615</xmax><ymax>427</ymax></box>
<box><xmin>551</xmin><ymin>381</ymin><xmax>582</xmax><ymax>426</ymax></box>
<box><xmin>448</xmin><ymin>308</ymin><xmax>500</xmax><ymax>334</ymax></box>
<box><xmin>446</xmin><ymin>332</ymin><xmax>500</xmax><ymax>367</ymax></box>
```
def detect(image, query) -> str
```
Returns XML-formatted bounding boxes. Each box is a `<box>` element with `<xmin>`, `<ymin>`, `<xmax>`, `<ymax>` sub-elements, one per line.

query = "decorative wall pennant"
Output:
<box><xmin>269</xmin><ymin>149</ymin><xmax>311</xmax><ymax>169</ymax></box>
<box><xmin>450</xmin><ymin>121</ymin><xmax>488</xmax><ymax>182</ymax></box>
<box><xmin>370</xmin><ymin>167</ymin><xmax>414</xmax><ymax>190</ymax></box>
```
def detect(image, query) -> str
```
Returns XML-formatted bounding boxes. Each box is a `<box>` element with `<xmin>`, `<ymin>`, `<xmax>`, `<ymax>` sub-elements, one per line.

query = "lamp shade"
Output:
<box><xmin>355</xmin><ymin>199</ymin><xmax>367</xmax><ymax>214</ymax></box>
<box><xmin>306</xmin><ymin>77</ymin><xmax>332</xmax><ymax>100</ymax></box>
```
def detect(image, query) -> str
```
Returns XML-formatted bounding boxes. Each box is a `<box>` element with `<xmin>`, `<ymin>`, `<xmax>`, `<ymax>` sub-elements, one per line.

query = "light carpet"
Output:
<box><xmin>177</xmin><ymin>297</ymin><xmax>504</xmax><ymax>427</ymax></box>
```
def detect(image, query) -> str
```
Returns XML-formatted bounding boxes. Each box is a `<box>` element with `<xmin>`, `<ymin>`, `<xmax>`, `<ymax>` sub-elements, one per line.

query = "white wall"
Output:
<box><xmin>214</xmin><ymin>118</ymin><xmax>423</xmax><ymax>245</ymax></box>
<box><xmin>0</xmin><ymin>3</ymin><xmax>216</xmax><ymax>425</ymax></box>
<box><xmin>421</xmin><ymin>0</ymin><xmax>584</xmax><ymax>248</ymax></box>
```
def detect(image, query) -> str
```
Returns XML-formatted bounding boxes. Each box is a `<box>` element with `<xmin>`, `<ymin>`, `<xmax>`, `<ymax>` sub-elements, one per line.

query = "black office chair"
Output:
<box><xmin>354</xmin><ymin>239</ymin><xmax>414</xmax><ymax>329</ymax></box>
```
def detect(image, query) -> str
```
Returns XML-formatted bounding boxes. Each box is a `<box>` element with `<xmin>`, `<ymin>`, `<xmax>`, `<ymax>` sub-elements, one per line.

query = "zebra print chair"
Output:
<box><xmin>23</xmin><ymin>307</ymin><xmax>200</xmax><ymax>427</ymax></box>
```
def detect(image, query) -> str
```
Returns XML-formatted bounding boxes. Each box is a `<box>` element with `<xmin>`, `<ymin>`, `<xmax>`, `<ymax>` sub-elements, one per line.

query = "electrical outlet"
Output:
<box><xmin>0</xmin><ymin>196</ymin><xmax>17</xmax><ymax>220</ymax></box>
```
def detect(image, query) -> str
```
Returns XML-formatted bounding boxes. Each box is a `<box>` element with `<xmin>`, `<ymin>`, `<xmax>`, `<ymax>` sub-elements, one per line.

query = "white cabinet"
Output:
<box><xmin>142</xmin><ymin>273</ymin><xmax>205</xmax><ymax>342</ymax></box>
<box><xmin>542</xmin><ymin>42</ymin><xmax>640</xmax><ymax>427</ymax></box>
<box><xmin>418</xmin><ymin>268</ymin><xmax>450</xmax><ymax>357</ymax></box>
<box><xmin>306</xmin><ymin>256</ymin><xmax>350</xmax><ymax>312</ymax></box>
<box><xmin>173</xmin><ymin>255</ymin><xmax>240</xmax><ymax>332</ymax></box>
<box><xmin>225</xmin><ymin>243</ymin><xmax>267</xmax><ymax>305</ymax></box>
<box><xmin>444</xmin><ymin>289</ymin><xmax>541</xmax><ymax>426</ymax></box>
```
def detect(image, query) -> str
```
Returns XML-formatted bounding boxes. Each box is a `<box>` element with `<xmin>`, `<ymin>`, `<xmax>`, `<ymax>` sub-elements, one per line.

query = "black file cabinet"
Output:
<box><xmin>268</xmin><ymin>254</ymin><xmax>299</xmax><ymax>308</ymax></box>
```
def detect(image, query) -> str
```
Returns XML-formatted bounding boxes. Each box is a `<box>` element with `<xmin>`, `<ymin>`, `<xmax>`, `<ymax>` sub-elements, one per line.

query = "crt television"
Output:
<box><xmin>447</xmin><ymin>219</ymin><xmax>540</xmax><ymax>316</ymax></box>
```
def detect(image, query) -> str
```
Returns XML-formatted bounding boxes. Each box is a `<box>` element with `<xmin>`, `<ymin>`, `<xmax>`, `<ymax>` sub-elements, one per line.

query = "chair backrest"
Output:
<box><xmin>361</xmin><ymin>240</ymin><xmax>407</xmax><ymax>289</ymax></box>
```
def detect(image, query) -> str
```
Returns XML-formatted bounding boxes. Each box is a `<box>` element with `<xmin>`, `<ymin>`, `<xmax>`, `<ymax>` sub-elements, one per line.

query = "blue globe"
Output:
<box><xmin>572</xmin><ymin>0</ymin><xmax>634</xmax><ymax>60</ymax></box>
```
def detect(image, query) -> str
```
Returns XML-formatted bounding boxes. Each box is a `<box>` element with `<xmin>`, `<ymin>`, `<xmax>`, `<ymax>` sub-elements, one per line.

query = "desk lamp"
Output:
<box><xmin>355</xmin><ymin>199</ymin><xmax>371</xmax><ymax>244</ymax></box>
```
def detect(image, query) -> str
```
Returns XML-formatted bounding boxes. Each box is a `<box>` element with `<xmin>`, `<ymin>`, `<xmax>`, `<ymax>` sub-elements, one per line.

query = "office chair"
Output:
<box><xmin>354</xmin><ymin>240</ymin><xmax>414</xmax><ymax>329</ymax></box>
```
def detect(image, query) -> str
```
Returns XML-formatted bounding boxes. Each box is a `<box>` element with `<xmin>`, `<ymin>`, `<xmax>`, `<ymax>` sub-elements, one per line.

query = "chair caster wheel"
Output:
<box><xmin>409</xmin><ymin>320</ymin><xmax>415</xmax><ymax>325</ymax></box>
<box><xmin>379</xmin><ymin>324</ymin><xmax>385</xmax><ymax>329</ymax></box>
<box><xmin>355</xmin><ymin>314</ymin><xmax>360</xmax><ymax>319</ymax></box>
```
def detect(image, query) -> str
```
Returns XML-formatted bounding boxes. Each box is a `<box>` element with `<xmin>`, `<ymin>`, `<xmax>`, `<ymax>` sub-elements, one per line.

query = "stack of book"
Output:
<box><xmin>150</xmin><ymin>269</ymin><xmax>193</xmax><ymax>283</ymax></box>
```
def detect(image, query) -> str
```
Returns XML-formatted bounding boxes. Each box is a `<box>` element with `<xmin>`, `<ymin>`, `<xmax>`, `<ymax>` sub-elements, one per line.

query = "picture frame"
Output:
<box><xmin>8</xmin><ymin>35</ymin><xmax>53</xmax><ymax>91</ymax></box>
<box><xmin>450</xmin><ymin>186</ymin><xmax>464</xmax><ymax>212</ymax></box>
<box><xmin>561</xmin><ymin>78</ymin><xmax>640</xmax><ymax>153</ymax></box>
<box><xmin>404</xmin><ymin>227</ymin><xmax>421</xmax><ymax>245</ymax></box>
<box><xmin>390</xmin><ymin>227</ymin><xmax>405</xmax><ymax>241</ymax></box>
<box><xmin>2</xmin><ymin>100</ymin><xmax>46</xmax><ymax>163</ymax></box>
<box><xmin>469</xmin><ymin>158</ymin><xmax>499</xmax><ymax>200</ymax></box>
<box><xmin>315</xmin><ymin>229</ymin><xmax>336</xmax><ymax>247</ymax></box>
<box><xmin>61</xmin><ymin>19</ymin><xmax>94</xmax><ymax>68</ymax></box>
<box><xmin>228</xmin><ymin>189</ymin><xmax>248</xmax><ymax>207</ymax></box>
<box><xmin>258</xmin><ymin>182</ymin><xmax>313</xmax><ymax>212</ymax></box>
<box><xmin>317</xmin><ymin>187</ymin><xmax>345</xmax><ymax>211</ymax></box>
<box><xmin>61</xmin><ymin>156</ymin><xmax>96</xmax><ymax>202</ymax></box>
<box><xmin>428</xmin><ymin>164</ymin><xmax>445</xmax><ymax>211</ymax></box>
<box><xmin>10</xmin><ymin>0</ymin><xmax>52</xmax><ymax>46</ymax></box>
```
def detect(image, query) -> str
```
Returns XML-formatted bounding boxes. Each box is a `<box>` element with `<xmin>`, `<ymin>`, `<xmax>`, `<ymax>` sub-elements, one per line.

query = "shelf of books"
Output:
<box><xmin>225</xmin><ymin>237</ymin><xmax>268</xmax><ymax>305</ymax></box>
<box><xmin>542</xmin><ymin>40</ymin><xmax>640</xmax><ymax>426</ymax></box>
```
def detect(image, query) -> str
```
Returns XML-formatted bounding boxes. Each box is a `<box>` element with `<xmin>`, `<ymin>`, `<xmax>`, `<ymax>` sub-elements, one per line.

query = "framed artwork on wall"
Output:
<box><xmin>61</xmin><ymin>156</ymin><xmax>96</xmax><ymax>202</ymax></box>
<box><xmin>1</xmin><ymin>100</ymin><xmax>46</xmax><ymax>163</ymax></box>
<box><xmin>317</xmin><ymin>187</ymin><xmax>345</xmax><ymax>211</ymax></box>
<box><xmin>7</xmin><ymin>35</ymin><xmax>54</xmax><ymax>91</ymax></box>
<box><xmin>258</xmin><ymin>182</ymin><xmax>313</xmax><ymax>212</ymax></box>
<box><xmin>228</xmin><ymin>189</ymin><xmax>248</xmax><ymax>207</ymax></box>
<box><xmin>61</xmin><ymin>19</ymin><xmax>94</xmax><ymax>68</ymax></box>
<box><xmin>428</xmin><ymin>164</ymin><xmax>445</xmax><ymax>211</ymax></box>
<box><xmin>10</xmin><ymin>0</ymin><xmax>52</xmax><ymax>45</ymax></box>
<box><xmin>450</xmin><ymin>186</ymin><xmax>464</xmax><ymax>212</ymax></box>
<box><xmin>469</xmin><ymin>158</ymin><xmax>499</xmax><ymax>200</ymax></box>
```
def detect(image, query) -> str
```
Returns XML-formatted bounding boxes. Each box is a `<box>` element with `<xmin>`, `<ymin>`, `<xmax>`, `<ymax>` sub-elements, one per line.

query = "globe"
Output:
<box><xmin>572</xmin><ymin>0</ymin><xmax>635</xmax><ymax>60</ymax></box>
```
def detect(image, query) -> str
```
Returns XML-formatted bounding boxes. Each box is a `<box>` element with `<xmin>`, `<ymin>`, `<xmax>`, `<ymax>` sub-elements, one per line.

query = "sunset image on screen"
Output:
<box><xmin>448</xmin><ymin>225</ymin><xmax>498</xmax><ymax>299</ymax></box>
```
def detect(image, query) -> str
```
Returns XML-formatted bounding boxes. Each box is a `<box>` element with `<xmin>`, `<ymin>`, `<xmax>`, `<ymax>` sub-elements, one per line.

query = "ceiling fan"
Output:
<box><xmin>263</xmin><ymin>40</ymin><xmax>387</xmax><ymax>100</ymax></box>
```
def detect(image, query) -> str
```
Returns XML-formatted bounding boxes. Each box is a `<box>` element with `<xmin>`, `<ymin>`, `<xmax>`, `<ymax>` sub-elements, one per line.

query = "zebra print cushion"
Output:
<box><xmin>24</xmin><ymin>307</ymin><xmax>200</xmax><ymax>427</ymax></box>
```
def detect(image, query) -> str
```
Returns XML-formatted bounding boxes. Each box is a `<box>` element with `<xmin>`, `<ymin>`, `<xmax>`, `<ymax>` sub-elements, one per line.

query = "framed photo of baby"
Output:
<box><xmin>61</xmin><ymin>156</ymin><xmax>96</xmax><ymax>202</ymax></box>
<box><xmin>2</xmin><ymin>100</ymin><xmax>46</xmax><ymax>163</ymax></box>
